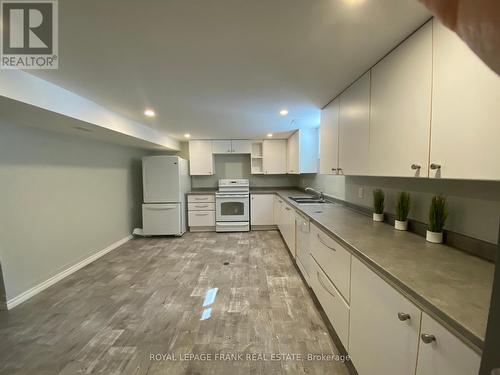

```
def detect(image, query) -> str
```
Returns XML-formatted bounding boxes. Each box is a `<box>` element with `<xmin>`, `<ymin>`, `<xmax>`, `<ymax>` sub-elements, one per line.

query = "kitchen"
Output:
<box><xmin>0</xmin><ymin>1</ymin><xmax>499</xmax><ymax>375</ymax></box>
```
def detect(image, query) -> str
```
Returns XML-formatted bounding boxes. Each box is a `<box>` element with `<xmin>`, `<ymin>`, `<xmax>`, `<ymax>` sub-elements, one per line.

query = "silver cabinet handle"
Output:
<box><xmin>397</xmin><ymin>312</ymin><xmax>411</xmax><ymax>321</ymax></box>
<box><xmin>421</xmin><ymin>334</ymin><xmax>436</xmax><ymax>344</ymax></box>
<box><xmin>317</xmin><ymin>233</ymin><xmax>336</xmax><ymax>251</ymax></box>
<box><xmin>195</xmin><ymin>213</ymin><xmax>209</xmax><ymax>216</ymax></box>
<box><xmin>337</xmin><ymin>168</ymin><xmax>343</xmax><ymax>174</ymax></box>
<box><xmin>195</xmin><ymin>205</ymin><xmax>209</xmax><ymax>208</ymax></box>
<box><xmin>285</xmin><ymin>207</ymin><xmax>291</xmax><ymax>211</ymax></box>
<box><xmin>411</xmin><ymin>164</ymin><xmax>421</xmax><ymax>170</ymax></box>
<box><xmin>331</xmin><ymin>168</ymin><xmax>338</xmax><ymax>172</ymax></box>
<box><xmin>317</xmin><ymin>272</ymin><xmax>336</xmax><ymax>298</ymax></box>
<box><xmin>430</xmin><ymin>163</ymin><xmax>441</xmax><ymax>170</ymax></box>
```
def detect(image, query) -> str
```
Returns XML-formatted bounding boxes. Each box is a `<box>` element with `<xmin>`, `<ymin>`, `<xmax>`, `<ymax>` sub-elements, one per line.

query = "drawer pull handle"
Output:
<box><xmin>285</xmin><ymin>207</ymin><xmax>291</xmax><ymax>211</ymax></box>
<box><xmin>397</xmin><ymin>312</ymin><xmax>411</xmax><ymax>321</ymax></box>
<box><xmin>195</xmin><ymin>205</ymin><xmax>209</xmax><ymax>208</ymax></box>
<box><xmin>317</xmin><ymin>272</ymin><xmax>335</xmax><ymax>298</ymax></box>
<box><xmin>421</xmin><ymin>334</ymin><xmax>436</xmax><ymax>344</ymax></box>
<box><xmin>317</xmin><ymin>233</ymin><xmax>336</xmax><ymax>251</ymax></box>
<box><xmin>195</xmin><ymin>213</ymin><xmax>209</xmax><ymax>216</ymax></box>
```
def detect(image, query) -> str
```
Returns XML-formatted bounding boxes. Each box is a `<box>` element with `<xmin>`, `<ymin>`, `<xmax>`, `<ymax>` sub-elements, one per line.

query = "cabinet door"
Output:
<box><xmin>339</xmin><ymin>71</ymin><xmax>370</xmax><ymax>176</ymax></box>
<box><xmin>298</xmin><ymin>128</ymin><xmax>319</xmax><ymax>174</ymax></box>
<box><xmin>369</xmin><ymin>21</ymin><xmax>432</xmax><ymax>177</ymax></box>
<box><xmin>212</xmin><ymin>140</ymin><xmax>232</xmax><ymax>154</ymax></box>
<box><xmin>189</xmin><ymin>140</ymin><xmax>214</xmax><ymax>175</ymax></box>
<box><xmin>430</xmin><ymin>20</ymin><xmax>500</xmax><ymax>180</ymax></box>
<box><xmin>231</xmin><ymin>140</ymin><xmax>252</xmax><ymax>154</ymax></box>
<box><xmin>416</xmin><ymin>313</ymin><xmax>480</xmax><ymax>375</ymax></box>
<box><xmin>287</xmin><ymin>131</ymin><xmax>299</xmax><ymax>174</ymax></box>
<box><xmin>350</xmin><ymin>257</ymin><xmax>421</xmax><ymax>375</ymax></box>
<box><xmin>250</xmin><ymin>194</ymin><xmax>274</xmax><ymax>226</ymax></box>
<box><xmin>282</xmin><ymin>203</ymin><xmax>296</xmax><ymax>255</ymax></box>
<box><xmin>273</xmin><ymin>196</ymin><xmax>283</xmax><ymax>228</ymax></box>
<box><xmin>263</xmin><ymin>140</ymin><xmax>287</xmax><ymax>174</ymax></box>
<box><xmin>319</xmin><ymin>98</ymin><xmax>340</xmax><ymax>174</ymax></box>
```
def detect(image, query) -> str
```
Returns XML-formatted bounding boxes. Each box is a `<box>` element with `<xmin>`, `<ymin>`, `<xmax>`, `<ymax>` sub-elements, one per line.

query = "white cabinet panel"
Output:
<box><xmin>310</xmin><ymin>223</ymin><xmax>351</xmax><ymax>302</ymax></box>
<box><xmin>416</xmin><ymin>313</ymin><xmax>480</xmax><ymax>375</ymax></box>
<box><xmin>263</xmin><ymin>139</ymin><xmax>287</xmax><ymax>174</ymax></box>
<box><xmin>287</xmin><ymin>131</ymin><xmax>299</xmax><ymax>174</ymax></box>
<box><xmin>231</xmin><ymin>140</ymin><xmax>252</xmax><ymax>154</ymax></box>
<box><xmin>320</xmin><ymin>98</ymin><xmax>340</xmax><ymax>174</ymax></box>
<box><xmin>281</xmin><ymin>202</ymin><xmax>296</xmax><ymax>255</ymax></box>
<box><xmin>338</xmin><ymin>72</ymin><xmax>370</xmax><ymax>176</ymax></box>
<box><xmin>250</xmin><ymin>194</ymin><xmax>274</xmax><ymax>226</ymax></box>
<box><xmin>188</xmin><ymin>210</ymin><xmax>215</xmax><ymax>227</ymax></box>
<box><xmin>369</xmin><ymin>21</ymin><xmax>432</xmax><ymax>177</ymax></box>
<box><xmin>189</xmin><ymin>140</ymin><xmax>214</xmax><ymax>175</ymax></box>
<box><xmin>350</xmin><ymin>257</ymin><xmax>421</xmax><ymax>375</ymax></box>
<box><xmin>187</xmin><ymin>194</ymin><xmax>215</xmax><ymax>203</ymax></box>
<box><xmin>212</xmin><ymin>140</ymin><xmax>232</xmax><ymax>154</ymax></box>
<box><xmin>430</xmin><ymin>20</ymin><xmax>500</xmax><ymax>180</ymax></box>
<box><xmin>310</xmin><ymin>258</ymin><xmax>350</xmax><ymax>349</ymax></box>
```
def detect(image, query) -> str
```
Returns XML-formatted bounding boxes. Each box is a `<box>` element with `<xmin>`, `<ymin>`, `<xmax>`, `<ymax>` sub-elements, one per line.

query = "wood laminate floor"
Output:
<box><xmin>0</xmin><ymin>231</ymin><xmax>350</xmax><ymax>374</ymax></box>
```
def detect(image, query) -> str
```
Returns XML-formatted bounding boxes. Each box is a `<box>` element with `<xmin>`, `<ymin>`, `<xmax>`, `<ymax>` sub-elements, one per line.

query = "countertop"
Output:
<box><xmin>188</xmin><ymin>188</ymin><xmax>495</xmax><ymax>351</ymax></box>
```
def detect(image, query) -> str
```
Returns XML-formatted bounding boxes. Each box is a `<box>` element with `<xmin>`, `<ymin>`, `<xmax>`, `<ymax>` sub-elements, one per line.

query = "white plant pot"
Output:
<box><xmin>373</xmin><ymin>213</ymin><xmax>384</xmax><ymax>222</ymax></box>
<box><xmin>426</xmin><ymin>230</ymin><xmax>443</xmax><ymax>244</ymax></box>
<box><xmin>394</xmin><ymin>220</ymin><xmax>408</xmax><ymax>231</ymax></box>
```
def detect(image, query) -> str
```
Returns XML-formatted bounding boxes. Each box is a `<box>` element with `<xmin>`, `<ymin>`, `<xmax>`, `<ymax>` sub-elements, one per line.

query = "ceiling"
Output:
<box><xmin>30</xmin><ymin>0</ymin><xmax>430</xmax><ymax>140</ymax></box>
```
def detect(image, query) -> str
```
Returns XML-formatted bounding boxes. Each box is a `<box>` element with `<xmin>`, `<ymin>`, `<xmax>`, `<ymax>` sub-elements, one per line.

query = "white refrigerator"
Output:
<box><xmin>142</xmin><ymin>156</ymin><xmax>191</xmax><ymax>236</ymax></box>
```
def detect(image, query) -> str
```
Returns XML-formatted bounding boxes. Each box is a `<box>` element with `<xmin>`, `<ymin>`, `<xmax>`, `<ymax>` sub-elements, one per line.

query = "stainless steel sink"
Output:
<box><xmin>289</xmin><ymin>196</ymin><xmax>327</xmax><ymax>205</ymax></box>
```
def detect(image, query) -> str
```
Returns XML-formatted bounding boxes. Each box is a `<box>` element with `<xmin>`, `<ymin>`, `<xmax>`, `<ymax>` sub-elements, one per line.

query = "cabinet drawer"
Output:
<box><xmin>310</xmin><ymin>258</ymin><xmax>350</xmax><ymax>349</ymax></box>
<box><xmin>310</xmin><ymin>223</ymin><xmax>351</xmax><ymax>302</ymax></box>
<box><xmin>188</xmin><ymin>203</ymin><xmax>215</xmax><ymax>211</ymax></box>
<box><xmin>188</xmin><ymin>211</ymin><xmax>215</xmax><ymax>227</ymax></box>
<box><xmin>187</xmin><ymin>194</ymin><xmax>215</xmax><ymax>203</ymax></box>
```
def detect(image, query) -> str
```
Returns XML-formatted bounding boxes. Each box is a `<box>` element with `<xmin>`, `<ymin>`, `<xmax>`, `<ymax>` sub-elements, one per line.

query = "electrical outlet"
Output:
<box><xmin>358</xmin><ymin>187</ymin><xmax>364</xmax><ymax>199</ymax></box>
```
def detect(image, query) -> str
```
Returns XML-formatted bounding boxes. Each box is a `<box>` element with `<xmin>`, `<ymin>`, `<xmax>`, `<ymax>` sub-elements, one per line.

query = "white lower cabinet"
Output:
<box><xmin>349</xmin><ymin>257</ymin><xmax>421</xmax><ymax>375</ymax></box>
<box><xmin>281</xmin><ymin>201</ymin><xmax>296</xmax><ymax>255</ymax></box>
<box><xmin>250</xmin><ymin>194</ymin><xmax>274</xmax><ymax>226</ymax></box>
<box><xmin>187</xmin><ymin>194</ymin><xmax>215</xmax><ymax>231</ymax></box>
<box><xmin>310</xmin><ymin>257</ymin><xmax>350</xmax><ymax>348</ymax></box>
<box><xmin>416</xmin><ymin>313</ymin><xmax>480</xmax><ymax>375</ymax></box>
<box><xmin>310</xmin><ymin>223</ymin><xmax>351</xmax><ymax>302</ymax></box>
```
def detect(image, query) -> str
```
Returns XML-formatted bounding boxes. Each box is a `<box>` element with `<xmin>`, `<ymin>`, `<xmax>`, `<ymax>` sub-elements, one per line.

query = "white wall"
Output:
<box><xmin>0</xmin><ymin>122</ymin><xmax>148</xmax><ymax>302</ymax></box>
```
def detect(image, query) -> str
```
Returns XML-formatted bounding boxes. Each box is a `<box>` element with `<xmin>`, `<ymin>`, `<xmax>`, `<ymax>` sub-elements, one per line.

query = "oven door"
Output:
<box><xmin>216</xmin><ymin>194</ymin><xmax>249</xmax><ymax>222</ymax></box>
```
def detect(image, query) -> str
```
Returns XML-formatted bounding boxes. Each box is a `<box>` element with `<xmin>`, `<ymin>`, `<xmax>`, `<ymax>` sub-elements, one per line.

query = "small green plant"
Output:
<box><xmin>373</xmin><ymin>189</ymin><xmax>385</xmax><ymax>214</ymax></box>
<box><xmin>428</xmin><ymin>195</ymin><xmax>448</xmax><ymax>233</ymax></box>
<box><xmin>396</xmin><ymin>192</ymin><xmax>411</xmax><ymax>221</ymax></box>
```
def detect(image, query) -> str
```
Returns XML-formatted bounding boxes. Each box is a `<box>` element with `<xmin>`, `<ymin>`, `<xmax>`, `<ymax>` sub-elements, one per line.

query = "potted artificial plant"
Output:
<box><xmin>426</xmin><ymin>194</ymin><xmax>448</xmax><ymax>243</ymax></box>
<box><xmin>395</xmin><ymin>192</ymin><xmax>410</xmax><ymax>231</ymax></box>
<box><xmin>372</xmin><ymin>189</ymin><xmax>385</xmax><ymax>222</ymax></box>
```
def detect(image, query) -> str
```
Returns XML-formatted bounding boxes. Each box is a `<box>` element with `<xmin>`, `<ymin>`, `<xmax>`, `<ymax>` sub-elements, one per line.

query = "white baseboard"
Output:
<box><xmin>6</xmin><ymin>234</ymin><xmax>133</xmax><ymax>310</ymax></box>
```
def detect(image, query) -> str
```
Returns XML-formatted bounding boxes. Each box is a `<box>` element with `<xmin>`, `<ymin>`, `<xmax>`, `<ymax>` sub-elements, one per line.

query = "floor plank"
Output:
<box><xmin>0</xmin><ymin>231</ymin><xmax>350</xmax><ymax>374</ymax></box>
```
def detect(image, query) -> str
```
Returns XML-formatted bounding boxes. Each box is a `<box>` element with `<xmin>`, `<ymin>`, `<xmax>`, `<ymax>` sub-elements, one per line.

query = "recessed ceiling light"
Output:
<box><xmin>144</xmin><ymin>109</ymin><xmax>156</xmax><ymax>117</ymax></box>
<box><xmin>279</xmin><ymin>109</ymin><xmax>289</xmax><ymax>116</ymax></box>
<box><xmin>184</xmin><ymin>133</ymin><xmax>191</xmax><ymax>138</ymax></box>
<box><xmin>267</xmin><ymin>133</ymin><xmax>273</xmax><ymax>137</ymax></box>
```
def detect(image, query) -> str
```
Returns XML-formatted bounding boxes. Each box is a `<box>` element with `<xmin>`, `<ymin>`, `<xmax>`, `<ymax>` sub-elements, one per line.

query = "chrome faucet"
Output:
<box><xmin>305</xmin><ymin>187</ymin><xmax>324</xmax><ymax>200</ymax></box>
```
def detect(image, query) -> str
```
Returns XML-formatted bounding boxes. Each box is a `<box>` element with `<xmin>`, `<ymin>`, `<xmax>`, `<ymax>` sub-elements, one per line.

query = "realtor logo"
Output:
<box><xmin>1</xmin><ymin>0</ymin><xmax>58</xmax><ymax>69</ymax></box>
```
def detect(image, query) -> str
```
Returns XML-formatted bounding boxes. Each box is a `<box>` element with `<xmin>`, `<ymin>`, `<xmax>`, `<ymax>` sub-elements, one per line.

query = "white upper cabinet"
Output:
<box><xmin>416</xmin><ymin>313</ymin><xmax>480</xmax><ymax>375</ymax></box>
<box><xmin>188</xmin><ymin>140</ymin><xmax>214</xmax><ymax>175</ymax></box>
<box><xmin>338</xmin><ymin>71</ymin><xmax>370</xmax><ymax>176</ymax></box>
<box><xmin>287</xmin><ymin>131</ymin><xmax>299</xmax><ymax>174</ymax></box>
<box><xmin>287</xmin><ymin>128</ymin><xmax>319</xmax><ymax>174</ymax></box>
<box><xmin>212</xmin><ymin>140</ymin><xmax>232</xmax><ymax>154</ymax></box>
<box><xmin>263</xmin><ymin>139</ymin><xmax>287</xmax><ymax>174</ymax></box>
<box><xmin>430</xmin><ymin>20</ymin><xmax>500</xmax><ymax>180</ymax></box>
<box><xmin>369</xmin><ymin>21</ymin><xmax>432</xmax><ymax>177</ymax></box>
<box><xmin>320</xmin><ymin>98</ymin><xmax>340</xmax><ymax>174</ymax></box>
<box><xmin>231</xmin><ymin>140</ymin><xmax>252</xmax><ymax>154</ymax></box>
<box><xmin>212</xmin><ymin>140</ymin><xmax>252</xmax><ymax>154</ymax></box>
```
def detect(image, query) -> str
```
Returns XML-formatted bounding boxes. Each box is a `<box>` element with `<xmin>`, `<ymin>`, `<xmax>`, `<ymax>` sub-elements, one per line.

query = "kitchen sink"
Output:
<box><xmin>289</xmin><ymin>196</ymin><xmax>327</xmax><ymax>205</ymax></box>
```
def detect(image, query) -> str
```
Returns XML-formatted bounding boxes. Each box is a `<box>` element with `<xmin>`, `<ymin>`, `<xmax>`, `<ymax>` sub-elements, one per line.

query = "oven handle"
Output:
<box><xmin>215</xmin><ymin>194</ymin><xmax>249</xmax><ymax>198</ymax></box>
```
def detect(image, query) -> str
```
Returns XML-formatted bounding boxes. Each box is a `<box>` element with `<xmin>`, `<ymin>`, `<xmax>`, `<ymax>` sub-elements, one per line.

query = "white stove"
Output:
<box><xmin>215</xmin><ymin>179</ymin><xmax>250</xmax><ymax>232</ymax></box>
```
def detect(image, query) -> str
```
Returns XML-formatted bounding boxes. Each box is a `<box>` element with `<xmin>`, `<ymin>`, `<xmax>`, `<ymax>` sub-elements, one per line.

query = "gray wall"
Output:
<box><xmin>0</xmin><ymin>122</ymin><xmax>148</xmax><ymax>301</ymax></box>
<box><xmin>300</xmin><ymin>174</ymin><xmax>500</xmax><ymax>244</ymax></box>
<box><xmin>191</xmin><ymin>154</ymin><xmax>300</xmax><ymax>189</ymax></box>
